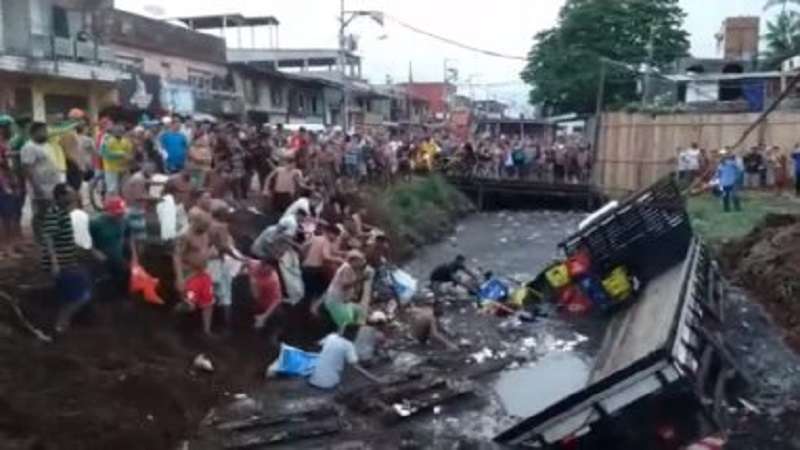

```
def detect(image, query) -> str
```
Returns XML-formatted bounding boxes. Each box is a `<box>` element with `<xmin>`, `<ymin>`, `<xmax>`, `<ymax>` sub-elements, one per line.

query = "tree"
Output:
<box><xmin>763</xmin><ymin>10</ymin><xmax>800</xmax><ymax>68</ymax></box>
<box><xmin>521</xmin><ymin>0</ymin><xmax>690</xmax><ymax>114</ymax></box>
<box><xmin>763</xmin><ymin>0</ymin><xmax>800</xmax><ymax>69</ymax></box>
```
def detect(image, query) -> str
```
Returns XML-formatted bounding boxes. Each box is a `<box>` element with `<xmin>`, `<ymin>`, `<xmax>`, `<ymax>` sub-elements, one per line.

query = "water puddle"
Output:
<box><xmin>493</xmin><ymin>353</ymin><xmax>590</xmax><ymax>418</ymax></box>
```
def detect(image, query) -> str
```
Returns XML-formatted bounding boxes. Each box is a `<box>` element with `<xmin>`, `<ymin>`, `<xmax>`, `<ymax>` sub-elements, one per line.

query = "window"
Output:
<box><xmin>271</xmin><ymin>84</ymin><xmax>284</xmax><ymax>108</ymax></box>
<box><xmin>311</xmin><ymin>95</ymin><xmax>319</xmax><ymax>114</ymax></box>
<box><xmin>52</xmin><ymin>6</ymin><xmax>69</xmax><ymax>38</ymax></box>
<box><xmin>116</xmin><ymin>54</ymin><xmax>144</xmax><ymax>71</ymax></box>
<box><xmin>188</xmin><ymin>68</ymin><xmax>213</xmax><ymax>91</ymax></box>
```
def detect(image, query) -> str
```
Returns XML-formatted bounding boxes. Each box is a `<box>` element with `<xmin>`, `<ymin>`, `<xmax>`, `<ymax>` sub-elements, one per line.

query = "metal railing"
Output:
<box><xmin>5</xmin><ymin>33</ymin><xmax>114</xmax><ymax>66</ymax></box>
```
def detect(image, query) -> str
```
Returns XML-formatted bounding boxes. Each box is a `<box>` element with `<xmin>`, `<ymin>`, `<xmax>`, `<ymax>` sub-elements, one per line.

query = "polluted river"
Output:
<box><xmin>193</xmin><ymin>210</ymin><xmax>599</xmax><ymax>449</ymax></box>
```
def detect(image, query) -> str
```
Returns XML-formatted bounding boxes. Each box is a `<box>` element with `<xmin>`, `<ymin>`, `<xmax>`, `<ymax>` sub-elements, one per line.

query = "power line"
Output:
<box><xmin>383</xmin><ymin>13</ymin><xmax>528</xmax><ymax>61</ymax></box>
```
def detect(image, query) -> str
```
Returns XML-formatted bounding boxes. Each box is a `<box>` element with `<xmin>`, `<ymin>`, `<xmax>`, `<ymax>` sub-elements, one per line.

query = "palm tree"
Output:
<box><xmin>763</xmin><ymin>10</ymin><xmax>800</xmax><ymax>68</ymax></box>
<box><xmin>765</xmin><ymin>0</ymin><xmax>800</xmax><ymax>12</ymax></box>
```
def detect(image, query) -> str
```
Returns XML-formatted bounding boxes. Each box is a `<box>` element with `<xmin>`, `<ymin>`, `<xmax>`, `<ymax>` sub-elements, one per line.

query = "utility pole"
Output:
<box><xmin>338</xmin><ymin>0</ymin><xmax>350</xmax><ymax>132</ymax></box>
<box><xmin>592</xmin><ymin>59</ymin><xmax>607</xmax><ymax>190</ymax></box>
<box><xmin>643</xmin><ymin>23</ymin><xmax>656</xmax><ymax>106</ymax></box>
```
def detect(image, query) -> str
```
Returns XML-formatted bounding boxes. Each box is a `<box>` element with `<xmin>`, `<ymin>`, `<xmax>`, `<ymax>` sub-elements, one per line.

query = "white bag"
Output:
<box><xmin>391</xmin><ymin>269</ymin><xmax>418</xmax><ymax>303</ymax></box>
<box><xmin>156</xmin><ymin>194</ymin><xmax>178</xmax><ymax>240</ymax></box>
<box><xmin>279</xmin><ymin>249</ymin><xmax>305</xmax><ymax>305</ymax></box>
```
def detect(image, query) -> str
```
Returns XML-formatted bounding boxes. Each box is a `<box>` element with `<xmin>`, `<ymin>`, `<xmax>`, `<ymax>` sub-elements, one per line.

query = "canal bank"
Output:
<box><xmin>193</xmin><ymin>209</ymin><xmax>599</xmax><ymax>449</ymax></box>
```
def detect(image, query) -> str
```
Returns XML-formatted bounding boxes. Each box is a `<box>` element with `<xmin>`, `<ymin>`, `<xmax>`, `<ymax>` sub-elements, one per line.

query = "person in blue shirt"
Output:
<box><xmin>717</xmin><ymin>150</ymin><xmax>742</xmax><ymax>212</ymax></box>
<box><xmin>160</xmin><ymin>120</ymin><xmax>189</xmax><ymax>174</ymax></box>
<box><xmin>792</xmin><ymin>144</ymin><xmax>800</xmax><ymax>196</ymax></box>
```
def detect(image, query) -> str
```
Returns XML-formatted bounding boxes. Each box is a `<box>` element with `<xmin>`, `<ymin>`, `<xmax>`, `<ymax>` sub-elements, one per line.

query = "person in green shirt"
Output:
<box><xmin>90</xmin><ymin>196</ymin><xmax>133</xmax><ymax>295</ymax></box>
<box><xmin>101</xmin><ymin>125</ymin><xmax>133</xmax><ymax>195</ymax></box>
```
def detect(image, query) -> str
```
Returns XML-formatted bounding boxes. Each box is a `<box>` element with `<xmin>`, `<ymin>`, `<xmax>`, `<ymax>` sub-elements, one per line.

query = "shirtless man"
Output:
<box><xmin>302</xmin><ymin>223</ymin><xmax>345</xmax><ymax>303</ymax></box>
<box><xmin>407</xmin><ymin>301</ymin><xmax>457</xmax><ymax>350</ymax></box>
<box><xmin>174</xmin><ymin>208</ymin><xmax>214</xmax><ymax>335</ymax></box>
<box><xmin>207</xmin><ymin>200</ymin><xmax>243</xmax><ymax>329</ymax></box>
<box><xmin>264</xmin><ymin>156</ymin><xmax>307</xmax><ymax>213</ymax></box>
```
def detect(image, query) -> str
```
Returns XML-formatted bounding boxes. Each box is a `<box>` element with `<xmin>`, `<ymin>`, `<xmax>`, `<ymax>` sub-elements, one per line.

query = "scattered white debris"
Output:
<box><xmin>739</xmin><ymin>398</ymin><xmax>762</xmax><ymax>414</ymax></box>
<box><xmin>433</xmin><ymin>406</ymin><xmax>442</xmax><ymax>415</ymax></box>
<box><xmin>193</xmin><ymin>354</ymin><xmax>214</xmax><ymax>372</ymax></box>
<box><xmin>393</xmin><ymin>403</ymin><xmax>413</xmax><ymax>417</ymax></box>
<box><xmin>470</xmin><ymin>347</ymin><xmax>495</xmax><ymax>364</ymax></box>
<box><xmin>521</xmin><ymin>337</ymin><xmax>537</xmax><ymax>349</ymax></box>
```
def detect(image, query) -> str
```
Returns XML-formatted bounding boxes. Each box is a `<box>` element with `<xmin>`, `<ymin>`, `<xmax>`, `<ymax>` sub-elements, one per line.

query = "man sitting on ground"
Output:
<box><xmin>309</xmin><ymin>324</ymin><xmax>382</xmax><ymax>390</ymax></box>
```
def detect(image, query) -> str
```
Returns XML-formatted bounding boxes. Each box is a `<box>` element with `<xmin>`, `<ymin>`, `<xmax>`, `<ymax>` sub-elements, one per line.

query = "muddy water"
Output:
<box><xmin>404</xmin><ymin>210</ymin><xmax>598</xmax><ymax>434</ymax></box>
<box><xmin>197</xmin><ymin>210</ymin><xmax>596</xmax><ymax>449</ymax></box>
<box><xmin>493</xmin><ymin>353</ymin><xmax>591</xmax><ymax>418</ymax></box>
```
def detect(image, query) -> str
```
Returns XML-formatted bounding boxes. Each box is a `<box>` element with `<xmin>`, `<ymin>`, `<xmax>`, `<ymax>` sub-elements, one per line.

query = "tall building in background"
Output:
<box><xmin>0</xmin><ymin>0</ymin><xmax>122</xmax><ymax>121</ymax></box>
<box><xmin>720</xmin><ymin>16</ymin><xmax>759</xmax><ymax>61</ymax></box>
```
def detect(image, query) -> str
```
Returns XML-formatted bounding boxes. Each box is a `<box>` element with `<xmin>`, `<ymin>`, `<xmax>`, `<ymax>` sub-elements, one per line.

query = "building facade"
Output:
<box><xmin>395</xmin><ymin>82</ymin><xmax>456</xmax><ymax>119</ymax></box>
<box><xmin>95</xmin><ymin>9</ymin><xmax>244</xmax><ymax>118</ymax></box>
<box><xmin>0</xmin><ymin>0</ymin><xmax>122</xmax><ymax>121</ymax></box>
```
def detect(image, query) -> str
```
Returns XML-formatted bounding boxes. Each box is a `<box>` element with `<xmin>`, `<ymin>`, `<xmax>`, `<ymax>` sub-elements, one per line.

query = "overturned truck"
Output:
<box><xmin>496</xmin><ymin>177</ymin><xmax>745</xmax><ymax>449</ymax></box>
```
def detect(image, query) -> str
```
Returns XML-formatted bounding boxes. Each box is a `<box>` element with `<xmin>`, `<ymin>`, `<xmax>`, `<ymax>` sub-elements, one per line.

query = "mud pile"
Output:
<box><xmin>0</xmin><ymin>237</ymin><xmax>267</xmax><ymax>450</ymax></box>
<box><xmin>722</xmin><ymin>214</ymin><xmax>800</xmax><ymax>350</ymax></box>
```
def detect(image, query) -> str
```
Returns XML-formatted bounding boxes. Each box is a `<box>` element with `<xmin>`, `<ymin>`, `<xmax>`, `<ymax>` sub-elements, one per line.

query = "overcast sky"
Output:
<box><xmin>116</xmin><ymin>0</ymin><xmax>777</xmax><ymax>110</ymax></box>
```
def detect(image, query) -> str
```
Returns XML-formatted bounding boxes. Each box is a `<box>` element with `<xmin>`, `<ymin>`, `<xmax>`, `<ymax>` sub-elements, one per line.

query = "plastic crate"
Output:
<box><xmin>560</xmin><ymin>176</ymin><xmax>692</xmax><ymax>282</ymax></box>
<box><xmin>602</xmin><ymin>267</ymin><xmax>634</xmax><ymax>301</ymax></box>
<box><xmin>545</xmin><ymin>263</ymin><xmax>571</xmax><ymax>289</ymax></box>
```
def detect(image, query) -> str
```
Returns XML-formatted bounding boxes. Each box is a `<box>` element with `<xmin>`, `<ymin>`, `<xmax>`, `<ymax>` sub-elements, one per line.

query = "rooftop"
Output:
<box><xmin>175</xmin><ymin>14</ymin><xmax>280</xmax><ymax>29</ymax></box>
<box><xmin>665</xmin><ymin>71</ymin><xmax>783</xmax><ymax>82</ymax></box>
<box><xmin>227</xmin><ymin>48</ymin><xmax>360</xmax><ymax>67</ymax></box>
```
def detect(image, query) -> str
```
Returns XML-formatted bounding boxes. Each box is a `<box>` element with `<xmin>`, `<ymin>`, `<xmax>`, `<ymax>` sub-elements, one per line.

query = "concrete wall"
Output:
<box><xmin>596</xmin><ymin>111</ymin><xmax>800</xmax><ymax>196</ymax></box>
<box><xmin>112</xmin><ymin>44</ymin><xmax>227</xmax><ymax>81</ymax></box>
<box><xmin>2</xmin><ymin>0</ymin><xmax>33</xmax><ymax>55</ymax></box>
<box><xmin>96</xmin><ymin>9</ymin><xmax>227</xmax><ymax>66</ymax></box>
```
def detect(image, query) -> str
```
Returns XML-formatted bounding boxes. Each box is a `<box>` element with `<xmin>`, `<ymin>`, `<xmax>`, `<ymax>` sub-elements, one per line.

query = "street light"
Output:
<box><xmin>338</xmin><ymin>0</ymin><xmax>384</xmax><ymax>132</ymax></box>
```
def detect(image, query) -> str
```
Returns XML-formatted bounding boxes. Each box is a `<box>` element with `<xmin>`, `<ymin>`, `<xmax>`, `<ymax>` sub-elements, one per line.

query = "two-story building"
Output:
<box><xmin>0</xmin><ymin>0</ymin><xmax>122</xmax><ymax>121</ymax></box>
<box><xmin>94</xmin><ymin>9</ymin><xmax>244</xmax><ymax>119</ymax></box>
<box><xmin>230</xmin><ymin>62</ymin><xmax>335</xmax><ymax>126</ymax></box>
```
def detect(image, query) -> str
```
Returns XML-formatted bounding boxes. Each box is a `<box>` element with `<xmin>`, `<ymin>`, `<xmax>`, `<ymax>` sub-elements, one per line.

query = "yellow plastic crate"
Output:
<box><xmin>545</xmin><ymin>263</ymin><xmax>571</xmax><ymax>289</ymax></box>
<box><xmin>602</xmin><ymin>267</ymin><xmax>633</xmax><ymax>301</ymax></box>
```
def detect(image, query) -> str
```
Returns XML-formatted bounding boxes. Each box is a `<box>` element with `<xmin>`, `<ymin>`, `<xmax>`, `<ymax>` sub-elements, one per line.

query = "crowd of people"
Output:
<box><xmin>433</xmin><ymin>133</ymin><xmax>594</xmax><ymax>183</ymax></box>
<box><xmin>1</xmin><ymin>110</ymin><xmax>508</xmax><ymax>389</ymax></box>
<box><xmin>676</xmin><ymin>142</ymin><xmax>800</xmax><ymax>212</ymax></box>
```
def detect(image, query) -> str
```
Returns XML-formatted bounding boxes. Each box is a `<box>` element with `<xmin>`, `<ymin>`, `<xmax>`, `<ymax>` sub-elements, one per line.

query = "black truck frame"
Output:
<box><xmin>495</xmin><ymin>177</ymin><xmax>745</xmax><ymax>449</ymax></box>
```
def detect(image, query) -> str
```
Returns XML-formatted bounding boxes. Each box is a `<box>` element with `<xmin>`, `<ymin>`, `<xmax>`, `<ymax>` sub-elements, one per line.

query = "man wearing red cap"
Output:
<box><xmin>90</xmin><ymin>196</ymin><xmax>133</xmax><ymax>294</ymax></box>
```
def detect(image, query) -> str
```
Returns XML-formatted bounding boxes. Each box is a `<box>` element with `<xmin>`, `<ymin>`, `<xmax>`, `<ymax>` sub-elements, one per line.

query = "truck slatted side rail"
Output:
<box><xmin>560</xmin><ymin>176</ymin><xmax>693</xmax><ymax>282</ymax></box>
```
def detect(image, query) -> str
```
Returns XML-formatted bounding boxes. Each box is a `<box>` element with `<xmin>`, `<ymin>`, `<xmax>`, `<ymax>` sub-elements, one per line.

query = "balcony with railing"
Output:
<box><xmin>23</xmin><ymin>33</ymin><xmax>115</xmax><ymax>65</ymax></box>
<box><xmin>0</xmin><ymin>32</ymin><xmax>120</xmax><ymax>82</ymax></box>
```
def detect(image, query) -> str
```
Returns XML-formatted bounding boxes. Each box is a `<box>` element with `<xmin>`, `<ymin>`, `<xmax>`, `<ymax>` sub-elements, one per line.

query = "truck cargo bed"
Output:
<box><xmin>495</xmin><ymin>239</ymin><xmax>738</xmax><ymax>449</ymax></box>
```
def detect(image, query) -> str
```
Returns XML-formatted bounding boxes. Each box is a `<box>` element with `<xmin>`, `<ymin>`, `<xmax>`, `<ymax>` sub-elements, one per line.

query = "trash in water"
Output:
<box><xmin>193</xmin><ymin>354</ymin><xmax>214</xmax><ymax>372</ymax></box>
<box><xmin>458</xmin><ymin>338</ymin><xmax>472</xmax><ymax>348</ymax></box>
<box><xmin>393</xmin><ymin>402</ymin><xmax>414</xmax><ymax>417</ymax></box>
<box><xmin>393</xmin><ymin>352</ymin><xmax>424</xmax><ymax>371</ymax></box>
<box><xmin>499</xmin><ymin>238</ymin><xmax>508</xmax><ymax>244</ymax></box>
<box><xmin>470</xmin><ymin>348</ymin><xmax>495</xmax><ymax>364</ymax></box>
<box><xmin>433</xmin><ymin>406</ymin><xmax>442</xmax><ymax>415</ymax></box>
<box><xmin>521</xmin><ymin>337</ymin><xmax>537</xmax><ymax>349</ymax></box>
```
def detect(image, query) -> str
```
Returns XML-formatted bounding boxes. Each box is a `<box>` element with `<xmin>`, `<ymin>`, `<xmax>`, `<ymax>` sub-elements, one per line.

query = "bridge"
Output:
<box><xmin>445</xmin><ymin>176</ymin><xmax>603</xmax><ymax>210</ymax></box>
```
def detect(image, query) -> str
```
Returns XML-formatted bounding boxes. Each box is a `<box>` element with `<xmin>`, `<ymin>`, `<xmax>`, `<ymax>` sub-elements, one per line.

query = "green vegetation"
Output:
<box><xmin>365</xmin><ymin>176</ymin><xmax>473</xmax><ymax>260</ymax></box>
<box><xmin>521</xmin><ymin>0</ymin><xmax>690</xmax><ymax>114</ymax></box>
<box><xmin>763</xmin><ymin>0</ymin><xmax>800</xmax><ymax>69</ymax></box>
<box><xmin>688</xmin><ymin>192</ymin><xmax>800</xmax><ymax>244</ymax></box>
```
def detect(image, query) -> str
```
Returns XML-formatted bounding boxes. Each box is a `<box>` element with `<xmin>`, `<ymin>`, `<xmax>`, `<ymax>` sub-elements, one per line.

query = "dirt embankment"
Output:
<box><xmin>0</xmin><ymin>176</ymin><xmax>472</xmax><ymax>450</ymax></box>
<box><xmin>720</xmin><ymin>214</ymin><xmax>800</xmax><ymax>351</ymax></box>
